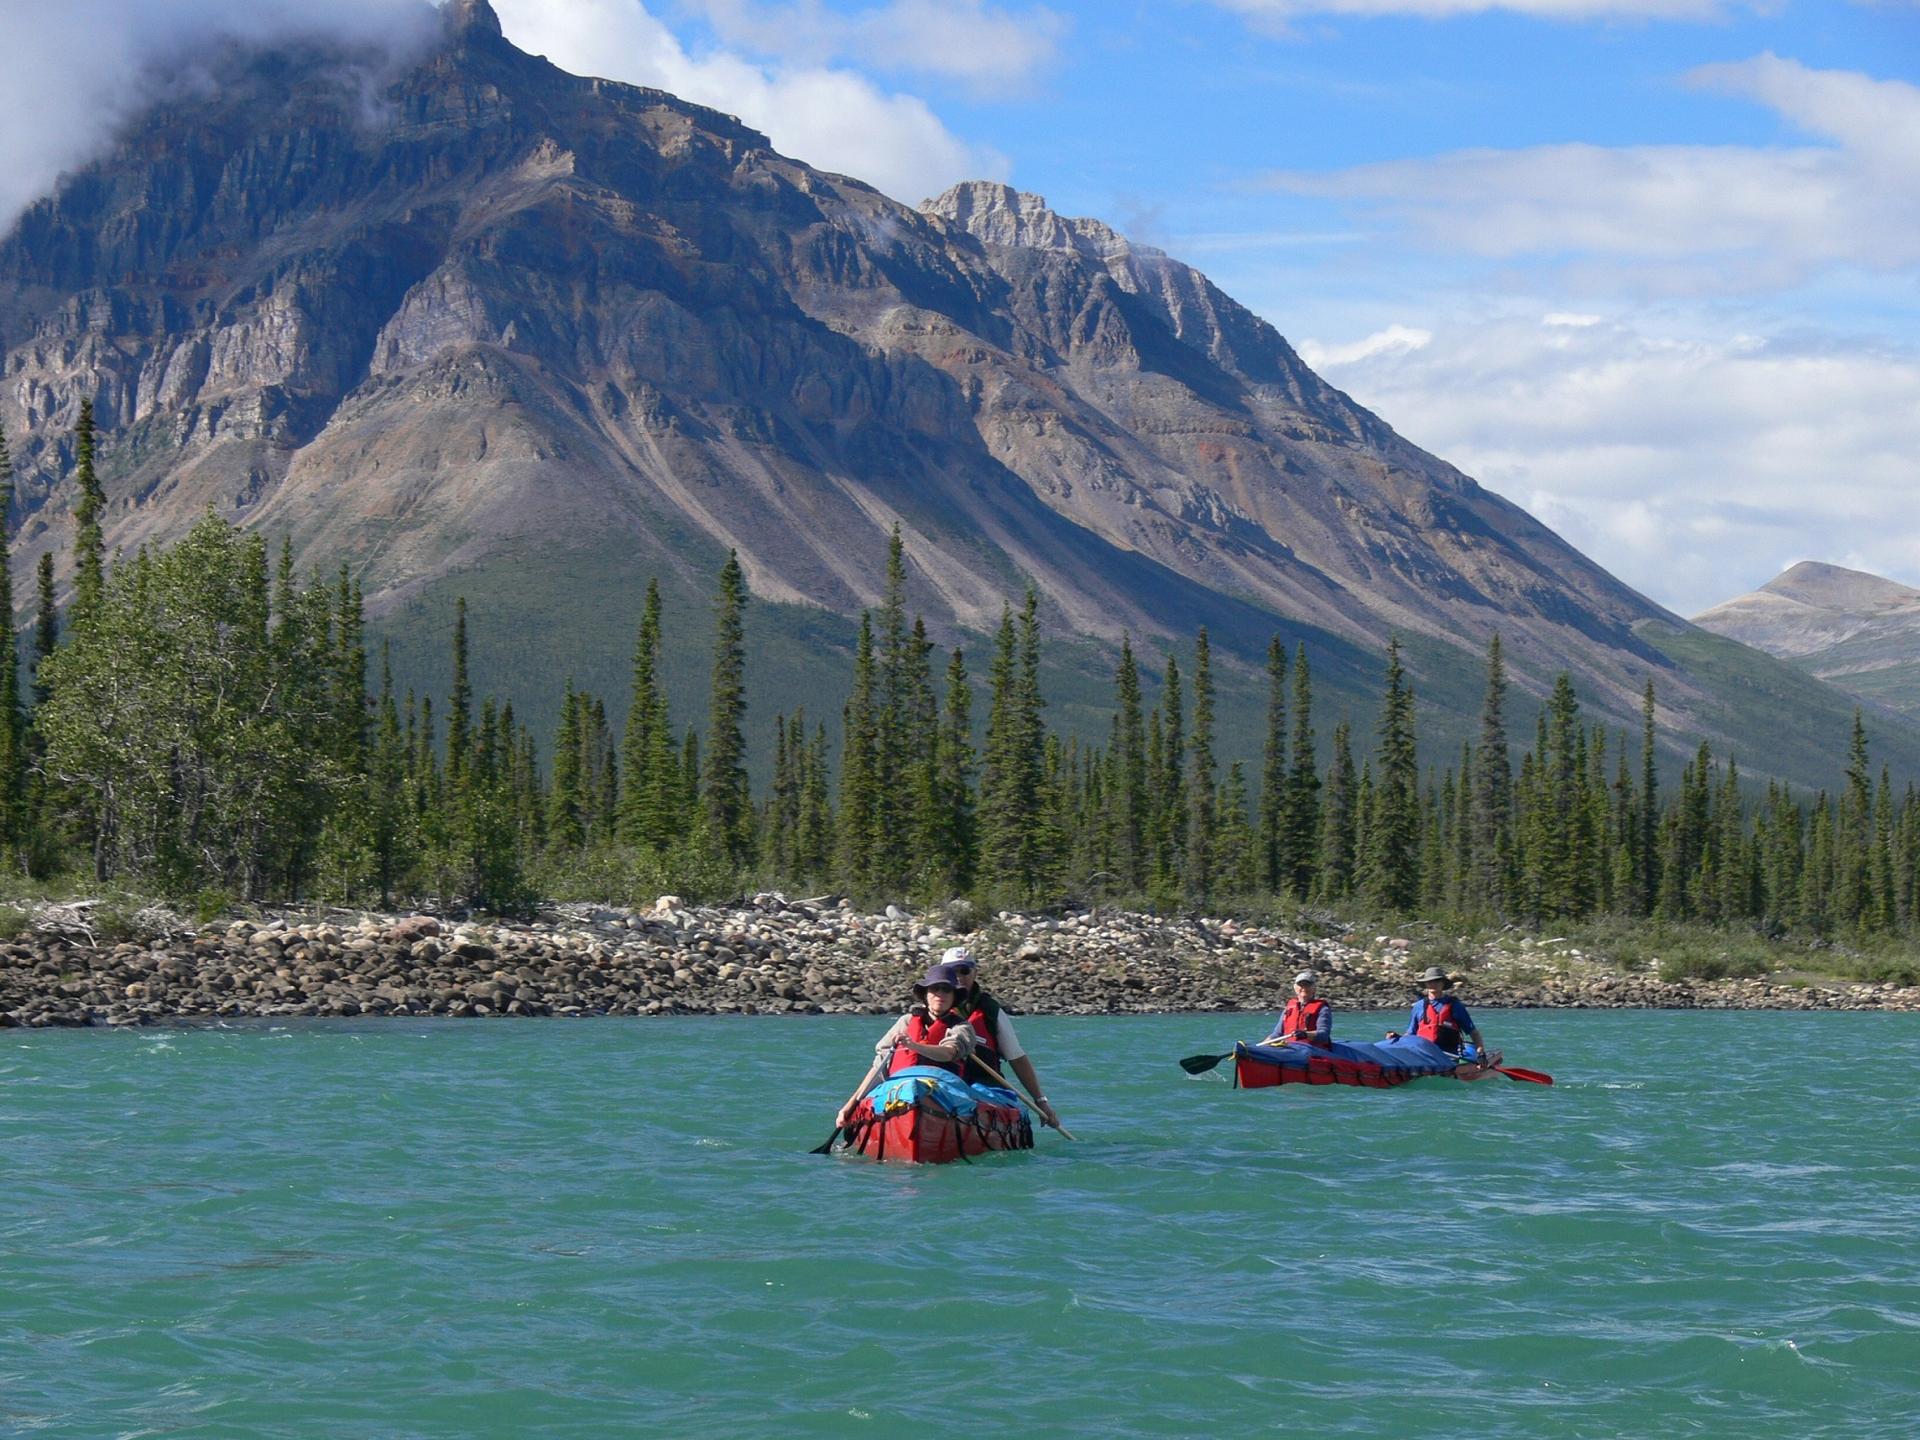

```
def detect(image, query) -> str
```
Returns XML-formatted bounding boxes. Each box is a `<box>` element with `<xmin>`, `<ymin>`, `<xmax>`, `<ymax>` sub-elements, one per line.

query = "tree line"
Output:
<box><xmin>6</xmin><ymin>407</ymin><xmax>1920</xmax><ymax>936</ymax></box>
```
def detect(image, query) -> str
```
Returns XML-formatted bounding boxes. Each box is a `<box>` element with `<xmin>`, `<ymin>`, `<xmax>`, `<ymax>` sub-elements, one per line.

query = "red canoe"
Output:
<box><xmin>840</xmin><ymin>1066</ymin><xmax>1034</xmax><ymax>1164</ymax></box>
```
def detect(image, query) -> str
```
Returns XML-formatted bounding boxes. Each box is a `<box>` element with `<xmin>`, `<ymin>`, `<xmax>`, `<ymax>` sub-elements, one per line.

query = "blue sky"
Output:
<box><xmin>489</xmin><ymin>0</ymin><xmax>1919</xmax><ymax>616</ymax></box>
<box><xmin>485</xmin><ymin>0</ymin><xmax>1917</xmax><ymax>615</ymax></box>
<box><xmin>6</xmin><ymin>0</ymin><xmax>1915</xmax><ymax>614</ymax></box>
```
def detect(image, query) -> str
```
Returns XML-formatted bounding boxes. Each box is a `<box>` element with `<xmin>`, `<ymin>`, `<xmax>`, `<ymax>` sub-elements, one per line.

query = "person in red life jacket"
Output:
<box><xmin>1262</xmin><ymin>970</ymin><xmax>1332</xmax><ymax>1047</ymax></box>
<box><xmin>941</xmin><ymin>946</ymin><xmax>1061</xmax><ymax>1131</ymax></box>
<box><xmin>1385</xmin><ymin>967</ymin><xmax>1487</xmax><ymax>1056</ymax></box>
<box><xmin>833</xmin><ymin>965</ymin><xmax>977</xmax><ymax>1128</ymax></box>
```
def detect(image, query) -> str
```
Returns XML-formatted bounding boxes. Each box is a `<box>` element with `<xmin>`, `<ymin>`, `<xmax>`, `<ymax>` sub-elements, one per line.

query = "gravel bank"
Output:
<box><xmin>3</xmin><ymin>895</ymin><xmax>1917</xmax><ymax>1028</ymax></box>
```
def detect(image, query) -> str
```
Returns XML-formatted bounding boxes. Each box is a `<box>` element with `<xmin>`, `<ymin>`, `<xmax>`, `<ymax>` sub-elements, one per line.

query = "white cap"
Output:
<box><xmin>942</xmin><ymin>945</ymin><xmax>975</xmax><ymax>967</ymax></box>
<box><xmin>1294</xmin><ymin>970</ymin><xmax>1318</xmax><ymax>984</ymax></box>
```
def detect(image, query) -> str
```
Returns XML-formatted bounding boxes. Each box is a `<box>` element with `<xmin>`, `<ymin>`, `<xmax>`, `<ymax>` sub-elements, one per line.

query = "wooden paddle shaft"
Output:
<box><xmin>969</xmin><ymin>1055</ymin><xmax>1076</xmax><ymax>1140</ymax></box>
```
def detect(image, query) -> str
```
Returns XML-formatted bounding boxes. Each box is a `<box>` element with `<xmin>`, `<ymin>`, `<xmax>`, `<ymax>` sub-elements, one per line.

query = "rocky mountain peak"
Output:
<box><xmin>1758</xmin><ymin>561</ymin><xmax>1920</xmax><ymax>614</ymax></box>
<box><xmin>922</xmin><ymin>181</ymin><xmax>1153</xmax><ymax>261</ymax></box>
<box><xmin>444</xmin><ymin>0</ymin><xmax>503</xmax><ymax>39</ymax></box>
<box><xmin>5</xmin><ymin>12</ymin><xmax>1889</xmax><ymax>788</ymax></box>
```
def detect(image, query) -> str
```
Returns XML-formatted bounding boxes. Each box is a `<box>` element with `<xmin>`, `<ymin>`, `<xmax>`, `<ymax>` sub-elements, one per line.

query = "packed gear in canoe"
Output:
<box><xmin>831</xmin><ymin>1066</ymin><xmax>1034</xmax><ymax>1163</ymax></box>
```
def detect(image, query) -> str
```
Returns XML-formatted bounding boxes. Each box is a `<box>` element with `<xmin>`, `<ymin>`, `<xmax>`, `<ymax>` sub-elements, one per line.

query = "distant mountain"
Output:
<box><xmin>1695</xmin><ymin>563</ymin><xmax>1920</xmax><ymax>720</ymax></box>
<box><xmin>1</xmin><ymin>0</ymin><xmax>1913</xmax><ymax>787</ymax></box>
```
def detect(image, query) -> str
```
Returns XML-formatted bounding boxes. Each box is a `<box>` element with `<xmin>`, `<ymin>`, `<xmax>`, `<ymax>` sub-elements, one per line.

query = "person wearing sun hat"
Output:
<box><xmin>1385</xmin><ymin>966</ymin><xmax>1486</xmax><ymax>1056</ymax></box>
<box><xmin>832</xmin><ymin>964</ymin><xmax>978</xmax><ymax>1128</ymax></box>
<box><xmin>940</xmin><ymin>945</ymin><xmax>1060</xmax><ymax>1130</ymax></box>
<box><xmin>1261</xmin><ymin>969</ymin><xmax>1332</xmax><ymax>1048</ymax></box>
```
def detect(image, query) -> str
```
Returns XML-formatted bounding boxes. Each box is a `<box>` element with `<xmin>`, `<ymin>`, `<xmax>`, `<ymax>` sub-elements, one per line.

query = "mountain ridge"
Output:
<box><xmin>1695</xmin><ymin>562</ymin><xmax>1920</xmax><ymax>720</ymax></box>
<box><xmin>0</xmin><ymin>0</ymin><xmax>1911</xmax><ymax>787</ymax></box>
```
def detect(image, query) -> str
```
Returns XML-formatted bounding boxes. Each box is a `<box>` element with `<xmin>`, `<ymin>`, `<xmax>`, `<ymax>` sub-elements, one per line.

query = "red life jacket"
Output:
<box><xmin>1281</xmin><ymin>996</ymin><xmax>1330</xmax><ymax>1046</ymax></box>
<box><xmin>888</xmin><ymin>1010</ymin><xmax>962</xmax><ymax>1076</ymax></box>
<box><xmin>1414</xmin><ymin>996</ymin><xmax>1465</xmax><ymax>1050</ymax></box>
<box><xmin>964</xmin><ymin>1005</ymin><xmax>1004</xmax><ymax>1080</ymax></box>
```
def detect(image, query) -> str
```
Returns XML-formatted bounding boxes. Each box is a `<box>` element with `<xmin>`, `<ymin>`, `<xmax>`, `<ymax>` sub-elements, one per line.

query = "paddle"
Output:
<box><xmin>815</xmin><ymin>1045</ymin><xmax>900</xmax><ymax>1154</ymax></box>
<box><xmin>1178</xmin><ymin>1049</ymin><xmax>1236</xmax><ymax>1075</ymax></box>
<box><xmin>1486</xmin><ymin>1063</ymin><xmax>1553</xmax><ymax>1086</ymax></box>
<box><xmin>967</xmin><ymin>1055</ymin><xmax>1077</xmax><ymax>1140</ymax></box>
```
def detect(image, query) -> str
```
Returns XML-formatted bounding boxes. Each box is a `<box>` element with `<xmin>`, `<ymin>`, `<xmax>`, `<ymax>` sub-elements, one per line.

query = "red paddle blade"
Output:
<box><xmin>1496</xmin><ymin>1065</ymin><xmax>1553</xmax><ymax>1086</ymax></box>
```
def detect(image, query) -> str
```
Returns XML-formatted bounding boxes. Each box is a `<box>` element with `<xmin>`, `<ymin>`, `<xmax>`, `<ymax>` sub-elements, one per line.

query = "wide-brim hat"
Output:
<box><xmin>912</xmin><ymin>963</ymin><xmax>959</xmax><ymax>996</ymax></box>
<box><xmin>1416</xmin><ymin>966</ymin><xmax>1454</xmax><ymax>986</ymax></box>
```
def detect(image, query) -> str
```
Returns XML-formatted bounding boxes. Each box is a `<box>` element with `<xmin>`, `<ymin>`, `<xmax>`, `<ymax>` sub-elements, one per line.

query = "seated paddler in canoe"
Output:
<box><xmin>1386</xmin><ymin>968</ymin><xmax>1499</xmax><ymax>1072</ymax></box>
<box><xmin>1181</xmin><ymin>968</ymin><xmax>1552</xmax><ymax>1087</ymax></box>
<box><xmin>1260</xmin><ymin>970</ymin><xmax>1332</xmax><ymax>1048</ymax></box>
<box><xmin>827</xmin><ymin>964</ymin><xmax>1035</xmax><ymax>1162</ymax></box>
<box><xmin>941</xmin><ymin>946</ymin><xmax>1062</xmax><ymax>1133</ymax></box>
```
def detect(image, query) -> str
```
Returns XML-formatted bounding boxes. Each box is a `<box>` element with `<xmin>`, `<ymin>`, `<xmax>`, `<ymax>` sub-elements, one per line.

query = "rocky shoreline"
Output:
<box><xmin>4</xmin><ymin>895</ymin><xmax>1918</xmax><ymax>1029</ymax></box>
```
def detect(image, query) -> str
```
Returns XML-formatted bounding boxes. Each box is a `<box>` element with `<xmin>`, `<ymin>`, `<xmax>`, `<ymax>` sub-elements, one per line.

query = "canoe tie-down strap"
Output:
<box><xmin>839</xmin><ymin>1070</ymin><xmax>1033</xmax><ymax>1158</ymax></box>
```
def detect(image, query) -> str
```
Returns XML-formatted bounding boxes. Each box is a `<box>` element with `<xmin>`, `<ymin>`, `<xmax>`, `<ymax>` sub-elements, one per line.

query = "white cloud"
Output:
<box><xmin>1211</xmin><ymin>0</ymin><xmax>1735</xmax><ymax>23</ymax></box>
<box><xmin>1305</xmin><ymin>310</ymin><xmax>1920</xmax><ymax>614</ymax></box>
<box><xmin>492</xmin><ymin>0</ymin><xmax>1006</xmax><ymax>200</ymax></box>
<box><xmin>0</xmin><ymin>0</ymin><xmax>437</xmax><ymax>234</ymax></box>
<box><xmin>1256</xmin><ymin>57</ymin><xmax>1920</xmax><ymax>293</ymax></box>
<box><xmin>0</xmin><ymin>0</ymin><xmax>1002</xmax><ymax>231</ymax></box>
<box><xmin>690</xmin><ymin>0</ymin><xmax>1067</xmax><ymax>93</ymax></box>
<box><xmin>1297</xmin><ymin>323</ymin><xmax>1431</xmax><ymax>367</ymax></box>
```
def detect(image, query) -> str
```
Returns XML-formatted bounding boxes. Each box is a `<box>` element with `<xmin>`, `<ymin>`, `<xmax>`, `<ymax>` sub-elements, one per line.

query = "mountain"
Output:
<box><xmin>1695</xmin><ymin>563</ymin><xmax>1920</xmax><ymax>720</ymax></box>
<box><xmin>1</xmin><ymin>0</ymin><xmax>1912</xmax><ymax>787</ymax></box>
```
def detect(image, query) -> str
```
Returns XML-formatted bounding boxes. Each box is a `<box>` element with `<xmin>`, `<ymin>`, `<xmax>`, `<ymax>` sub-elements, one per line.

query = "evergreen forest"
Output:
<box><xmin>7</xmin><ymin>410</ymin><xmax>1920</xmax><ymax>954</ymax></box>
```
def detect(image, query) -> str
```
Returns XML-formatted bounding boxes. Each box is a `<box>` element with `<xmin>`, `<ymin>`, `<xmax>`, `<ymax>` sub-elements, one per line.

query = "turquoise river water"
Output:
<box><xmin>4</xmin><ymin>1010</ymin><xmax>1918</xmax><ymax>1438</ymax></box>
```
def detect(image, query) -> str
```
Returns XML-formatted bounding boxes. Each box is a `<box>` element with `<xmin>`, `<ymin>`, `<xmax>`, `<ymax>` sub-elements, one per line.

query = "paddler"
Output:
<box><xmin>1386</xmin><ymin>967</ymin><xmax>1488</xmax><ymax>1057</ymax></box>
<box><xmin>833</xmin><ymin>965</ymin><xmax>978</xmax><ymax>1129</ymax></box>
<box><xmin>942</xmin><ymin>946</ymin><xmax>1062</xmax><ymax>1133</ymax></box>
<box><xmin>1262</xmin><ymin>970</ymin><xmax>1332</xmax><ymax>1048</ymax></box>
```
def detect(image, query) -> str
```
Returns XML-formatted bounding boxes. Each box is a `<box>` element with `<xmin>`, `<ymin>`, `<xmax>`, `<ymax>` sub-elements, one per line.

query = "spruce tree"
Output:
<box><xmin>871</xmin><ymin>527</ymin><xmax>912</xmax><ymax>886</ymax></box>
<box><xmin>1257</xmin><ymin>636</ymin><xmax>1287</xmax><ymax>892</ymax></box>
<box><xmin>0</xmin><ymin>426</ymin><xmax>21</xmax><ymax>847</ymax></box>
<box><xmin>934</xmin><ymin>647</ymin><xmax>976</xmax><ymax>890</ymax></box>
<box><xmin>901</xmin><ymin>614</ymin><xmax>940</xmax><ymax>886</ymax></box>
<box><xmin>798</xmin><ymin>722</ymin><xmax>834</xmax><ymax>878</ymax></box>
<box><xmin>1361</xmin><ymin>638</ymin><xmax>1420</xmax><ymax>910</ymax></box>
<box><xmin>1156</xmin><ymin>654</ymin><xmax>1186</xmax><ymax>893</ymax></box>
<box><xmin>838</xmin><ymin>612</ymin><xmax>878</xmax><ymax>885</ymax></box>
<box><xmin>369</xmin><ymin>644</ymin><xmax>411</xmax><ymax>905</ymax></box>
<box><xmin>979</xmin><ymin>591</ymin><xmax>1051</xmax><ymax>899</ymax></box>
<box><xmin>619</xmin><ymin>579</ymin><xmax>665</xmax><ymax>848</ymax></box>
<box><xmin>1470</xmin><ymin>635</ymin><xmax>1512</xmax><ymax>913</ymax></box>
<box><xmin>1317</xmin><ymin>719</ymin><xmax>1357</xmax><ymax>900</ymax></box>
<box><xmin>547</xmin><ymin>683</ymin><xmax>586</xmax><ymax>850</ymax></box>
<box><xmin>766</xmin><ymin>713</ymin><xmax>794</xmax><ymax>877</ymax></box>
<box><xmin>447</xmin><ymin>598</ymin><xmax>471</xmax><ymax>781</ymax></box>
<box><xmin>1113</xmin><ymin>637</ymin><xmax>1147</xmax><ymax>891</ymax></box>
<box><xmin>33</xmin><ymin>552</ymin><xmax>57</xmax><ymax>708</ymax></box>
<box><xmin>1216</xmin><ymin>761</ymin><xmax>1257</xmax><ymax>898</ymax></box>
<box><xmin>1638</xmin><ymin>681</ymin><xmax>1660</xmax><ymax>915</ymax></box>
<box><xmin>704</xmin><ymin>550</ymin><xmax>752</xmax><ymax>867</ymax></box>
<box><xmin>1184</xmin><ymin>627</ymin><xmax>1217</xmax><ymax>904</ymax></box>
<box><xmin>1016</xmin><ymin>587</ymin><xmax>1057</xmax><ymax>895</ymax></box>
<box><xmin>1872</xmin><ymin>767</ymin><xmax>1896</xmax><ymax>931</ymax></box>
<box><xmin>1837</xmin><ymin>711</ymin><xmax>1873</xmax><ymax>929</ymax></box>
<box><xmin>71</xmin><ymin>399</ymin><xmax>106</xmax><ymax>630</ymax></box>
<box><xmin>1800</xmin><ymin>791</ymin><xmax>1835</xmax><ymax>934</ymax></box>
<box><xmin>1281</xmin><ymin>644</ymin><xmax>1320</xmax><ymax>899</ymax></box>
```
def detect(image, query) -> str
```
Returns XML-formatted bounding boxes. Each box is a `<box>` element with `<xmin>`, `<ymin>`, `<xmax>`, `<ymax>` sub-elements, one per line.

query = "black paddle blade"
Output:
<box><xmin>1178</xmin><ymin>1051</ymin><xmax>1232</xmax><ymax>1075</ymax></box>
<box><xmin>810</xmin><ymin>1127</ymin><xmax>847</xmax><ymax>1154</ymax></box>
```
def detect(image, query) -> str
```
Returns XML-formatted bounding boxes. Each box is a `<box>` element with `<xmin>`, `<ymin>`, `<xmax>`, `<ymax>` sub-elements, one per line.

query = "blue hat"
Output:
<box><xmin>912</xmin><ymin>964</ymin><xmax>959</xmax><ymax>996</ymax></box>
